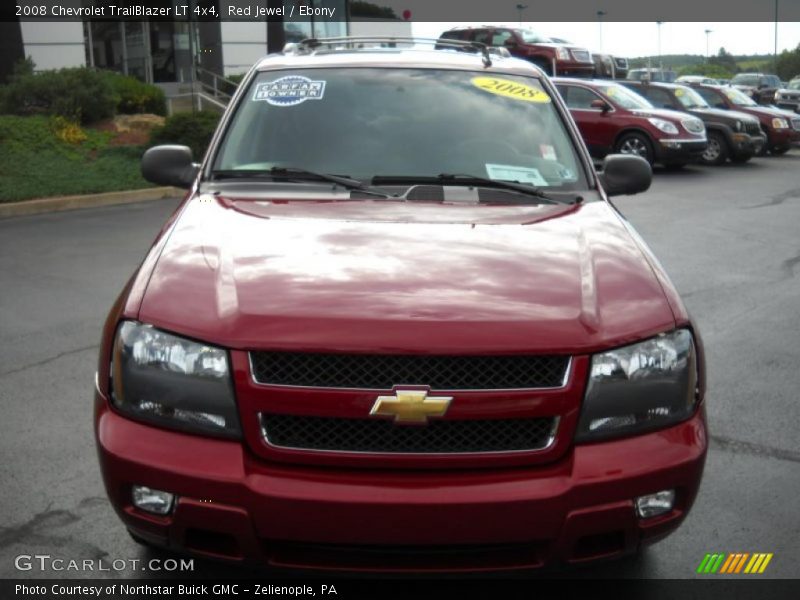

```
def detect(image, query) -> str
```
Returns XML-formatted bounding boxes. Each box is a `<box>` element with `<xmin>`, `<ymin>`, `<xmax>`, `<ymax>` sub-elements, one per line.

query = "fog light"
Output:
<box><xmin>132</xmin><ymin>485</ymin><xmax>174</xmax><ymax>515</ymax></box>
<box><xmin>635</xmin><ymin>489</ymin><xmax>675</xmax><ymax>519</ymax></box>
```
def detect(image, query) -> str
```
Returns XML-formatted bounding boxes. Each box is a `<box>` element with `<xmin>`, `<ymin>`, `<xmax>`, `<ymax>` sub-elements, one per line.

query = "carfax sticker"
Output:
<box><xmin>253</xmin><ymin>75</ymin><xmax>326</xmax><ymax>106</ymax></box>
<box><xmin>471</xmin><ymin>77</ymin><xmax>551</xmax><ymax>103</ymax></box>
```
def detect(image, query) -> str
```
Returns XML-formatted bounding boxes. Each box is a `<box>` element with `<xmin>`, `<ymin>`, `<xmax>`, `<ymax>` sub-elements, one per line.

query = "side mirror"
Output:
<box><xmin>597</xmin><ymin>154</ymin><xmax>652</xmax><ymax>197</ymax></box>
<box><xmin>590</xmin><ymin>98</ymin><xmax>611</xmax><ymax>112</ymax></box>
<box><xmin>141</xmin><ymin>145</ymin><xmax>200</xmax><ymax>189</ymax></box>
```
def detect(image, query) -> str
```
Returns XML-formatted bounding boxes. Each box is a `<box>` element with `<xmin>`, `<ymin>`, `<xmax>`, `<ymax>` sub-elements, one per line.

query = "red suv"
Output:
<box><xmin>689</xmin><ymin>83</ymin><xmax>800</xmax><ymax>155</ymax></box>
<box><xmin>96</xmin><ymin>38</ymin><xmax>707</xmax><ymax>572</ymax></box>
<box><xmin>439</xmin><ymin>26</ymin><xmax>594</xmax><ymax>76</ymax></box>
<box><xmin>555</xmin><ymin>78</ymin><xmax>707</xmax><ymax>168</ymax></box>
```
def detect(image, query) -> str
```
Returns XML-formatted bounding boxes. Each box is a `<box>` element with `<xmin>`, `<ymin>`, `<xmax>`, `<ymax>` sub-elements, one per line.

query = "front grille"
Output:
<box><xmin>614</xmin><ymin>57</ymin><xmax>628</xmax><ymax>69</ymax></box>
<box><xmin>261</xmin><ymin>413</ymin><xmax>558</xmax><ymax>453</ymax></box>
<box><xmin>792</xmin><ymin>118</ymin><xmax>800</xmax><ymax>131</ymax></box>
<box><xmin>744</xmin><ymin>120</ymin><xmax>761</xmax><ymax>136</ymax></box>
<box><xmin>250</xmin><ymin>352</ymin><xmax>570</xmax><ymax>390</ymax></box>
<box><xmin>571</xmin><ymin>49</ymin><xmax>591</xmax><ymax>63</ymax></box>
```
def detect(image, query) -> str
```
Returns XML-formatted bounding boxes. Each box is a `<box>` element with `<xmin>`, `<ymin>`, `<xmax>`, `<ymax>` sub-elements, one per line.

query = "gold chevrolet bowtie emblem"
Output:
<box><xmin>370</xmin><ymin>389</ymin><xmax>453</xmax><ymax>424</ymax></box>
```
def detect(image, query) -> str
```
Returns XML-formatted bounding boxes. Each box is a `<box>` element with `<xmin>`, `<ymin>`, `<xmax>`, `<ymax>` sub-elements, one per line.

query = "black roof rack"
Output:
<box><xmin>287</xmin><ymin>36</ymin><xmax>502</xmax><ymax>67</ymax></box>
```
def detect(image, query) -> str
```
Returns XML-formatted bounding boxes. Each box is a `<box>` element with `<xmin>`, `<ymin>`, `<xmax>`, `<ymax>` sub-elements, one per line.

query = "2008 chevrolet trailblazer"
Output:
<box><xmin>95</xmin><ymin>37</ymin><xmax>707</xmax><ymax>572</ymax></box>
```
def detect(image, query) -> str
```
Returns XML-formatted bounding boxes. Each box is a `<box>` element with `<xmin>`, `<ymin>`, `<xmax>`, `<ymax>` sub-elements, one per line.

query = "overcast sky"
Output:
<box><xmin>410</xmin><ymin>22</ymin><xmax>800</xmax><ymax>58</ymax></box>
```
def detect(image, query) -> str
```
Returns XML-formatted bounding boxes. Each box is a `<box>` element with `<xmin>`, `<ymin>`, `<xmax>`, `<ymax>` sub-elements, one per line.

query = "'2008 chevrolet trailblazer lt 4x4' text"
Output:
<box><xmin>95</xmin><ymin>37</ymin><xmax>707</xmax><ymax>573</ymax></box>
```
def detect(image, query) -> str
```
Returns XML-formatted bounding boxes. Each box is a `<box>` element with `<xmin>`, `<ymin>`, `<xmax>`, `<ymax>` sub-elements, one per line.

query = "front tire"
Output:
<box><xmin>700</xmin><ymin>131</ymin><xmax>730</xmax><ymax>166</ymax></box>
<box><xmin>771</xmin><ymin>145</ymin><xmax>791</xmax><ymax>155</ymax></box>
<box><xmin>615</xmin><ymin>132</ymin><xmax>654</xmax><ymax>165</ymax></box>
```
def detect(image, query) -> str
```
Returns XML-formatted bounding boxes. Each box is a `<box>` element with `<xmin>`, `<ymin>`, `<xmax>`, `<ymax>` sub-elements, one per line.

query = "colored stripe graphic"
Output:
<box><xmin>697</xmin><ymin>552</ymin><xmax>773</xmax><ymax>574</ymax></box>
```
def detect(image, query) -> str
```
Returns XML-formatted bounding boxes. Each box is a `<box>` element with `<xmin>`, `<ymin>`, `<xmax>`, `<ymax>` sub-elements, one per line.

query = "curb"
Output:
<box><xmin>0</xmin><ymin>187</ymin><xmax>182</xmax><ymax>219</ymax></box>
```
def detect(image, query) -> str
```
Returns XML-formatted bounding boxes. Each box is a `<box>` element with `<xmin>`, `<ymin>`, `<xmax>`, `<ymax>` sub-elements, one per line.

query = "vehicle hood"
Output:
<box><xmin>137</xmin><ymin>194</ymin><xmax>676</xmax><ymax>354</ymax></box>
<box><xmin>629</xmin><ymin>107</ymin><xmax>692</xmax><ymax>122</ymax></box>
<box><xmin>735</xmin><ymin>105</ymin><xmax>792</xmax><ymax>119</ymax></box>
<box><xmin>691</xmin><ymin>107</ymin><xmax>759</xmax><ymax>123</ymax></box>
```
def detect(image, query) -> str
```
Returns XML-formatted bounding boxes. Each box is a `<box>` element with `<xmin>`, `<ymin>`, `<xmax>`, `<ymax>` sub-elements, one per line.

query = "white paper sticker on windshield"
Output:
<box><xmin>485</xmin><ymin>164</ymin><xmax>549</xmax><ymax>186</ymax></box>
<box><xmin>253</xmin><ymin>76</ymin><xmax>326</xmax><ymax>106</ymax></box>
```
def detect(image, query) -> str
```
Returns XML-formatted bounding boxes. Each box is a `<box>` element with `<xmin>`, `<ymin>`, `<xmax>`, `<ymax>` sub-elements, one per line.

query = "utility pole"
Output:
<box><xmin>704</xmin><ymin>29</ymin><xmax>712</xmax><ymax>62</ymax></box>
<box><xmin>774</xmin><ymin>0</ymin><xmax>779</xmax><ymax>73</ymax></box>
<box><xmin>597</xmin><ymin>10</ymin><xmax>606</xmax><ymax>53</ymax></box>
<box><xmin>516</xmin><ymin>4</ymin><xmax>528</xmax><ymax>27</ymax></box>
<box><xmin>657</xmin><ymin>21</ymin><xmax>663</xmax><ymax>70</ymax></box>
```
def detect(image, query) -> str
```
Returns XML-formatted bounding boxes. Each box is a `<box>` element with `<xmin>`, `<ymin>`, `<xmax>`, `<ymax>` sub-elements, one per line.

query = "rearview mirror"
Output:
<box><xmin>590</xmin><ymin>98</ymin><xmax>611</xmax><ymax>112</ymax></box>
<box><xmin>141</xmin><ymin>145</ymin><xmax>200</xmax><ymax>189</ymax></box>
<box><xmin>597</xmin><ymin>154</ymin><xmax>652</xmax><ymax>197</ymax></box>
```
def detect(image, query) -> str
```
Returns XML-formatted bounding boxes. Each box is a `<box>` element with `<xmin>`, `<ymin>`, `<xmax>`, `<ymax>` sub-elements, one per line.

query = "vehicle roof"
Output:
<box><xmin>254</xmin><ymin>47</ymin><xmax>543</xmax><ymax>77</ymax></box>
<box><xmin>552</xmin><ymin>77</ymin><xmax>627</xmax><ymax>86</ymax></box>
<box><xmin>622</xmin><ymin>80</ymin><xmax>685</xmax><ymax>90</ymax></box>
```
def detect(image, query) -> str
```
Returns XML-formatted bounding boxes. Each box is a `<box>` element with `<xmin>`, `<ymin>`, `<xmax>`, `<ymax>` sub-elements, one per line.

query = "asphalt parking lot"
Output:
<box><xmin>1</xmin><ymin>151</ymin><xmax>799</xmax><ymax>580</ymax></box>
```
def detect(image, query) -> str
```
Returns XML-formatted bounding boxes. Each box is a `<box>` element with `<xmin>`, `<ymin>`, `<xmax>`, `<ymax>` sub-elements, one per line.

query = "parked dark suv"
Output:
<box><xmin>439</xmin><ymin>26</ymin><xmax>594</xmax><ymax>76</ymax></box>
<box><xmin>689</xmin><ymin>83</ymin><xmax>800</xmax><ymax>155</ymax></box>
<box><xmin>554</xmin><ymin>78</ymin><xmax>707</xmax><ymax>168</ymax></box>
<box><xmin>774</xmin><ymin>78</ymin><xmax>800</xmax><ymax>113</ymax></box>
<box><xmin>622</xmin><ymin>81</ymin><xmax>766</xmax><ymax>165</ymax></box>
<box><xmin>593</xmin><ymin>53</ymin><xmax>629</xmax><ymax>79</ymax></box>
<box><xmin>730</xmin><ymin>73</ymin><xmax>782</xmax><ymax>105</ymax></box>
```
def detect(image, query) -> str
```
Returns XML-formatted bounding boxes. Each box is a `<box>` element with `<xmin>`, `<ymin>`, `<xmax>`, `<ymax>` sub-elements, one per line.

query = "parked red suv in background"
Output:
<box><xmin>688</xmin><ymin>83</ymin><xmax>800</xmax><ymax>155</ymax></box>
<box><xmin>439</xmin><ymin>26</ymin><xmax>594</xmax><ymax>76</ymax></box>
<box><xmin>554</xmin><ymin>78</ymin><xmax>707</xmax><ymax>168</ymax></box>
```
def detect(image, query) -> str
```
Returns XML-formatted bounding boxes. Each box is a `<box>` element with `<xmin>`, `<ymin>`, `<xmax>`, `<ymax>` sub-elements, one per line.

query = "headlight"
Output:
<box><xmin>648</xmin><ymin>118</ymin><xmax>679</xmax><ymax>135</ymax></box>
<box><xmin>734</xmin><ymin>120</ymin><xmax>743</xmax><ymax>132</ymax></box>
<box><xmin>771</xmin><ymin>117</ymin><xmax>789</xmax><ymax>129</ymax></box>
<box><xmin>555</xmin><ymin>47</ymin><xmax>570</xmax><ymax>60</ymax></box>
<box><xmin>111</xmin><ymin>321</ymin><xmax>241</xmax><ymax>438</ymax></box>
<box><xmin>681</xmin><ymin>117</ymin><xmax>705</xmax><ymax>135</ymax></box>
<box><xmin>575</xmin><ymin>329</ymin><xmax>698</xmax><ymax>442</ymax></box>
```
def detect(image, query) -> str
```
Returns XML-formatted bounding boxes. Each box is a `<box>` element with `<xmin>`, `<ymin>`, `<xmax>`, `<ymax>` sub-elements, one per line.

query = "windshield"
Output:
<box><xmin>213</xmin><ymin>68</ymin><xmax>587</xmax><ymax>191</ymax></box>
<box><xmin>722</xmin><ymin>87</ymin><xmax>757</xmax><ymax>106</ymax></box>
<box><xmin>732</xmin><ymin>74</ymin><xmax>758</xmax><ymax>86</ymax></box>
<box><xmin>674</xmin><ymin>86</ymin><xmax>708</xmax><ymax>109</ymax></box>
<box><xmin>519</xmin><ymin>30</ymin><xmax>547</xmax><ymax>43</ymax></box>
<box><xmin>596</xmin><ymin>83</ymin><xmax>652</xmax><ymax>109</ymax></box>
<box><xmin>788</xmin><ymin>80</ymin><xmax>800</xmax><ymax>90</ymax></box>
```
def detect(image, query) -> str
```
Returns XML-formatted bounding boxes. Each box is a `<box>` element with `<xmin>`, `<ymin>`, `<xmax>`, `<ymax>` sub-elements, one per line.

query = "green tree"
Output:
<box><xmin>677</xmin><ymin>63</ymin><xmax>734</xmax><ymax>79</ymax></box>
<box><xmin>775</xmin><ymin>44</ymin><xmax>800</xmax><ymax>81</ymax></box>
<box><xmin>710</xmin><ymin>47</ymin><xmax>737</xmax><ymax>73</ymax></box>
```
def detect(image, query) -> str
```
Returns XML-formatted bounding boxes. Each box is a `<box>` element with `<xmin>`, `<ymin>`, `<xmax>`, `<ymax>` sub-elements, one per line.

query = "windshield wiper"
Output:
<box><xmin>210</xmin><ymin>167</ymin><xmax>393</xmax><ymax>198</ymax></box>
<box><xmin>372</xmin><ymin>174</ymin><xmax>576</xmax><ymax>205</ymax></box>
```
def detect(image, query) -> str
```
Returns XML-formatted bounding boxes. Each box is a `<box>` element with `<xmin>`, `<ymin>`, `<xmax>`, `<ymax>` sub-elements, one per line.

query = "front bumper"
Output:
<box><xmin>766</xmin><ymin>126</ymin><xmax>800</xmax><ymax>148</ymax></box>
<box><xmin>654</xmin><ymin>139</ymin><xmax>708</xmax><ymax>163</ymax></box>
<box><xmin>731</xmin><ymin>132</ymin><xmax>766</xmax><ymax>158</ymax></box>
<box><xmin>556</xmin><ymin>61</ymin><xmax>595</xmax><ymax>77</ymax></box>
<box><xmin>95</xmin><ymin>389</ymin><xmax>708</xmax><ymax>573</ymax></box>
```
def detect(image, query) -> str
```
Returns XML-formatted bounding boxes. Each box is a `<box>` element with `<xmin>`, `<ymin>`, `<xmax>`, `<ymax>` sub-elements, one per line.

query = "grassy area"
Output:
<box><xmin>0</xmin><ymin>115</ymin><xmax>152</xmax><ymax>203</ymax></box>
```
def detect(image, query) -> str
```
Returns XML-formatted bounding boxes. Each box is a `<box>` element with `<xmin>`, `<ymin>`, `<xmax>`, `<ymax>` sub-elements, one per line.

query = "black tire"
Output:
<box><xmin>614</xmin><ymin>132</ymin><xmax>654</xmax><ymax>165</ymax></box>
<box><xmin>700</xmin><ymin>131</ymin><xmax>730</xmax><ymax>166</ymax></box>
<box><xmin>771</xmin><ymin>145</ymin><xmax>791</xmax><ymax>155</ymax></box>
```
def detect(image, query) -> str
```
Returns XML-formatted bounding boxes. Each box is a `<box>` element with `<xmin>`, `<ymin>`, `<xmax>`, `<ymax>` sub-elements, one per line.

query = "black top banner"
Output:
<box><xmin>2</xmin><ymin>0</ymin><xmax>800</xmax><ymax>22</ymax></box>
